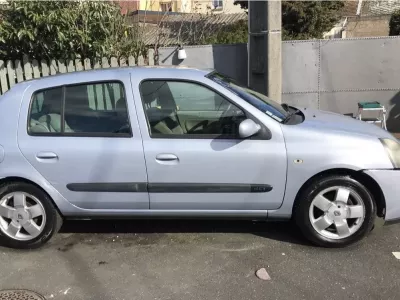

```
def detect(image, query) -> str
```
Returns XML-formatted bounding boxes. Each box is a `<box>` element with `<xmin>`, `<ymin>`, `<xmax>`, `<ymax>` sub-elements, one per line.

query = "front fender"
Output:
<box><xmin>268</xmin><ymin>125</ymin><xmax>392</xmax><ymax>219</ymax></box>
<box><xmin>363</xmin><ymin>169</ymin><xmax>400</xmax><ymax>222</ymax></box>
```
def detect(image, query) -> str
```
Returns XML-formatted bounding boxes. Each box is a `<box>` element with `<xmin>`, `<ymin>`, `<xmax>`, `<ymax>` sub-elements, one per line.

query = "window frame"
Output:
<box><xmin>212</xmin><ymin>0</ymin><xmax>223</xmax><ymax>9</ymax></box>
<box><xmin>160</xmin><ymin>2</ymin><xmax>172</xmax><ymax>12</ymax></box>
<box><xmin>27</xmin><ymin>80</ymin><xmax>133</xmax><ymax>138</ymax></box>
<box><xmin>139</xmin><ymin>78</ymin><xmax>271</xmax><ymax>140</ymax></box>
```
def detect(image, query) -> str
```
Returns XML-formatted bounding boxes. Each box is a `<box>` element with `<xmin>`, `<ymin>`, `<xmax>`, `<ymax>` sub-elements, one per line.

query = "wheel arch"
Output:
<box><xmin>292</xmin><ymin>168</ymin><xmax>386</xmax><ymax>218</ymax></box>
<box><xmin>0</xmin><ymin>176</ymin><xmax>64</xmax><ymax>217</ymax></box>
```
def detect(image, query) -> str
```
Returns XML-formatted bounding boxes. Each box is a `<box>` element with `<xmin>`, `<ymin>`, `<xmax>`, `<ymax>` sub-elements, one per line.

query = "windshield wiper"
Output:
<box><xmin>281</xmin><ymin>103</ymin><xmax>290</xmax><ymax>112</ymax></box>
<box><xmin>282</xmin><ymin>105</ymin><xmax>301</xmax><ymax>124</ymax></box>
<box><xmin>283</xmin><ymin>112</ymin><xmax>294</xmax><ymax>123</ymax></box>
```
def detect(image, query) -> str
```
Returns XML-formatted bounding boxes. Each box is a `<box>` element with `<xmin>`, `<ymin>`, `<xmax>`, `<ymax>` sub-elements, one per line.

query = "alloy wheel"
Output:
<box><xmin>309</xmin><ymin>186</ymin><xmax>365</xmax><ymax>240</ymax></box>
<box><xmin>0</xmin><ymin>192</ymin><xmax>46</xmax><ymax>241</ymax></box>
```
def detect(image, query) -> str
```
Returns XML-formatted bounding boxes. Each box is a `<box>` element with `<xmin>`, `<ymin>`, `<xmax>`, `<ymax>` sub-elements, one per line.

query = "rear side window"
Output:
<box><xmin>28</xmin><ymin>81</ymin><xmax>131</xmax><ymax>137</ymax></box>
<box><xmin>30</xmin><ymin>87</ymin><xmax>63</xmax><ymax>118</ymax></box>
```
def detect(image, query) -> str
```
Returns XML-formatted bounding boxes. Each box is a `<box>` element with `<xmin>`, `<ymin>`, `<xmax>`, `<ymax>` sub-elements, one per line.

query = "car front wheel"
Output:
<box><xmin>0</xmin><ymin>182</ymin><xmax>62</xmax><ymax>249</ymax></box>
<box><xmin>295</xmin><ymin>175</ymin><xmax>376</xmax><ymax>247</ymax></box>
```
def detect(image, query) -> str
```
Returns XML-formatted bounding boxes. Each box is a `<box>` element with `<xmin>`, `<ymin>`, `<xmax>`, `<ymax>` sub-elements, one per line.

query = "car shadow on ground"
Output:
<box><xmin>60</xmin><ymin>219</ymin><xmax>311</xmax><ymax>246</ymax></box>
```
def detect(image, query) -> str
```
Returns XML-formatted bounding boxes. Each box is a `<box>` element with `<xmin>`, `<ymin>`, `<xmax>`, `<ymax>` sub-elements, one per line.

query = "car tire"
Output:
<box><xmin>0</xmin><ymin>182</ymin><xmax>62</xmax><ymax>249</ymax></box>
<box><xmin>294</xmin><ymin>175</ymin><xmax>376</xmax><ymax>248</ymax></box>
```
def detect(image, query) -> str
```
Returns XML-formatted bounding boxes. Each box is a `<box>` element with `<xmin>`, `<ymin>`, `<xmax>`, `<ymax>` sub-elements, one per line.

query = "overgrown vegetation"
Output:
<box><xmin>0</xmin><ymin>0</ymin><xmax>347</xmax><ymax>60</ymax></box>
<box><xmin>389</xmin><ymin>9</ymin><xmax>400</xmax><ymax>36</ymax></box>
<box><xmin>203</xmin><ymin>20</ymin><xmax>248</xmax><ymax>45</ymax></box>
<box><xmin>234</xmin><ymin>0</ymin><xmax>344</xmax><ymax>40</ymax></box>
<box><xmin>177</xmin><ymin>0</ymin><xmax>344</xmax><ymax>45</ymax></box>
<box><xmin>0</xmin><ymin>0</ymin><xmax>147</xmax><ymax>61</ymax></box>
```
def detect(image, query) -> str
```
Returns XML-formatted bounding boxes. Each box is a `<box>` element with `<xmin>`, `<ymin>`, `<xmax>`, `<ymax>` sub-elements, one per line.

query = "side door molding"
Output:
<box><xmin>66</xmin><ymin>182</ymin><xmax>273</xmax><ymax>193</ymax></box>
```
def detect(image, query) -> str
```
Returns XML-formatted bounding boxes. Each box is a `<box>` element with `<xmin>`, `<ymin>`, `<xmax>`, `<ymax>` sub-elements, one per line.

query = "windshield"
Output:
<box><xmin>206</xmin><ymin>72</ymin><xmax>289</xmax><ymax>122</ymax></box>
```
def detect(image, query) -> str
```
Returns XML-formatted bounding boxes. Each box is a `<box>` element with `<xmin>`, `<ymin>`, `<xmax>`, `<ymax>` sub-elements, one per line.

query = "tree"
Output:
<box><xmin>389</xmin><ymin>9</ymin><xmax>400</xmax><ymax>36</ymax></box>
<box><xmin>0</xmin><ymin>0</ymin><xmax>146</xmax><ymax>61</ymax></box>
<box><xmin>234</xmin><ymin>0</ymin><xmax>344</xmax><ymax>40</ymax></box>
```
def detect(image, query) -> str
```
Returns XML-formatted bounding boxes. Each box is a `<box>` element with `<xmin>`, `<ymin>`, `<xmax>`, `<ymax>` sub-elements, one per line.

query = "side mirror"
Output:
<box><xmin>238</xmin><ymin>119</ymin><xmax>261</xmax><ymax>139</ymax></box>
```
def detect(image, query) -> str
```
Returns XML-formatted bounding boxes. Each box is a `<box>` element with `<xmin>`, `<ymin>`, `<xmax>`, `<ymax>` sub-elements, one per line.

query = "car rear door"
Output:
<box><xmin>17</xmin><ymin>72</ymin><xmax>149</xmax><ymax>211</ymax></box>
<box><xmin>132</xmin><ymin>73</ymin><xmax>287</xmax><ymax>211</ymax></box>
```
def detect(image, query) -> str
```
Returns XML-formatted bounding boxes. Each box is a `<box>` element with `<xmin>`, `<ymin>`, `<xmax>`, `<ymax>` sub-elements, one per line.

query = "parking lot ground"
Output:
<box><xmin>0</xmin><ymin>219</ymin><xmax>399</xmax><ymax>300</ymax></box>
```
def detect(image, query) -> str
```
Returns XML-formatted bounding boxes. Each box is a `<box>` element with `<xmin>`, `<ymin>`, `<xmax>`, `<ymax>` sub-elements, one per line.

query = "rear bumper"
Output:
<box><xmin>363</xmin><ymin>169</ymin><xmax>400</xmax><ymax>223</ymax></box>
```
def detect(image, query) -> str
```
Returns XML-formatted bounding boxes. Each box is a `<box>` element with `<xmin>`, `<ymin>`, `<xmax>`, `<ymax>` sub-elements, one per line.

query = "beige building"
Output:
<box><xmin>344</xmin><ymin>15</ymin><xmax>390</xmax><ymax>38</ymax></box>
<box><xmin>139</xmin><ymin>0</ymin><xmax>183</xmax><ymax>12</ymax></box>
<box><xmin>138</xmin><ymin>0</ymin><xmax>242</xmax><ymax>14</ymax></box>
<box><xmin>191</xmin><ymin>0</ymin><xmax>243</xmax><ymax>14</ymax></box>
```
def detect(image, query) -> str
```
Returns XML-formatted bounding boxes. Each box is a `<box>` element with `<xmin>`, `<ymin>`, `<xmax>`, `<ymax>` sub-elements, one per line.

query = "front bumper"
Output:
<box><xmin>363</xmin><ymin>169</ymin><xmax>400</xmax><ymax>224</ymax></box>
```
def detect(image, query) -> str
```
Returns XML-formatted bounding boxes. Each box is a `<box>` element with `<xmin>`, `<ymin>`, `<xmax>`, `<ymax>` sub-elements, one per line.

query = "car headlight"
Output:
<box><xmin>380</xmin><ymin>138</ymin><xmax>400</xmax><ymax>168</ymax></box>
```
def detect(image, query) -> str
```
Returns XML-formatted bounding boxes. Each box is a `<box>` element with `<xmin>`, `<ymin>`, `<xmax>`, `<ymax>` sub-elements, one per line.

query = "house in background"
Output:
<box><xmin>114</xmin><ymin>0</ymin><xmax>241</xmax><ymax>14</ymax></box>
<box><xmin>116</xmin><ymin>0</ymin><xmax>399</xmax><ymax>39</ymax></box>
<box><xmin>114</xmin><ymin>0</ymin><xmax>140</xmax><ymax>14</ymax></box>
<box><xmin>139</xmin><ymin>0</ymin><xmax>186</xmax><ymax>13</ymax></box>
<box><xmin>113</xmin><ymin>0</ymin><xmax>181</xmax><ymax>14</ymax></box>
<box><xmin>324</xmin><ymin>0</ymin><xmax>399</xmax><ymax>39</ymax></box>
<box><xmin>191</xmin><ymin>0</ymin><xmax>243</xmax><ymax>14</ymax></box>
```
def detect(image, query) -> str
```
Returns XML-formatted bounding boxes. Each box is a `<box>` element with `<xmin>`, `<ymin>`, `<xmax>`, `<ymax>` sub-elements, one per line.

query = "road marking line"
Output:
<box><xmin>392</xmin><ymin>252</ymin><xmax>400</xmax><ymax>259</ymax></box>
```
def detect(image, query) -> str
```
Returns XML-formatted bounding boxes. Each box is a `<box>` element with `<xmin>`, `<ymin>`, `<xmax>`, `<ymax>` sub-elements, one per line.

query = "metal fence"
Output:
<box><xmin>0</xmin><ymin>50</ymin><xmax>155</xmax><ymax>95</ymax></box>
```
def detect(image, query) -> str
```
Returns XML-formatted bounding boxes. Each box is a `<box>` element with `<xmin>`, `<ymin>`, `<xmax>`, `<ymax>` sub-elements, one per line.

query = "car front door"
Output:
<box><xmin>17</xmin><ymin>73</ymin><xmax>149</xmax><ymax>210</ymax></box>
<box><xmin>134</xmin><ymin>76</ymin><xmax>287</xmax><ymax>211</ymax></box>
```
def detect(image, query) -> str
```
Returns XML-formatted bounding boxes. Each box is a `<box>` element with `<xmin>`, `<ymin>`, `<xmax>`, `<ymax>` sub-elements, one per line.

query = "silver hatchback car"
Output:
<box><xmin>0</xmin><ymin>67</ymin><xmax>399</xmax><ymax>249</ymax></box>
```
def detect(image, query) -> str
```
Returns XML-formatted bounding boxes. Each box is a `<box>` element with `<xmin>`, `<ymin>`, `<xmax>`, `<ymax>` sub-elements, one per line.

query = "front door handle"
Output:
<box><xmin>155</xmin><ymin>154</ymin><xmax>179</xmax><ymax>165</ymax></box>
<box><xmin>36</xmin><ymin>152</ymin><xmax>58</xmax><ymax>160</ymax></box>
<box><xmin>156</xmin><ymin>154</ymin><xmax>178</xmax><ymax>161</ymax></box>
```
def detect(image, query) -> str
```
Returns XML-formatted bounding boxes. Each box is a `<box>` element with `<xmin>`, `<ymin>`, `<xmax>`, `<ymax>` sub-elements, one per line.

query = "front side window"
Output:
<box><xmin>140</xmin><ymin>80</ymin><xmax>246</xmax><ymax>138</ymax></box>
<box><xmin>28</xmin><ymin>82</ymin><xmax>131</xmax><ymax>136</ymax></box>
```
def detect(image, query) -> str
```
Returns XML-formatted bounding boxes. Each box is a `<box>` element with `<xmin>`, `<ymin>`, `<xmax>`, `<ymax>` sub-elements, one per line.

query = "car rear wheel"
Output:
<box><xmin>0</xmin><ymin>182</ymin><xmax>62</xmax><ymax>249</ymax></box>
<box><xmin>294</xmin><ymin>175</ymin><xmax>376</xmax><ymax>247</ymax></box>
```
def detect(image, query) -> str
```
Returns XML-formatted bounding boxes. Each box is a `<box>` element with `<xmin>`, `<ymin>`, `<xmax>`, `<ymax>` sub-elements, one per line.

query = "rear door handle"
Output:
<box><xmin>36</xmin><ymin>152</ymin><xmax>58</xmax><ymax>160</ymax></box>
<box><xmin>156</xmin><ymin>154</ymin><xmax>178</xmax><ymax>161</ymax></box>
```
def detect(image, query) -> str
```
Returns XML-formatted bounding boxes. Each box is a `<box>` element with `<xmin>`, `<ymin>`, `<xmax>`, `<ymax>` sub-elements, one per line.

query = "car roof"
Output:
<box><xmin>6</xmin><ymin>66</ymin><xmax>213</xmax><ymax>92</ymax></box>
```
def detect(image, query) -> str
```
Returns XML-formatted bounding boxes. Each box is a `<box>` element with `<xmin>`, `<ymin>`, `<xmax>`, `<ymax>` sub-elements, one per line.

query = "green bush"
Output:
<box><xmin>389</xmin><ymin>10</ymin><xmax>400</xmax><ymax>36</ymax></box>
<box><xmin>234</xmin><ymin>0</ymin><xmax>344</xmax><ymax>40</ymax></box>
<box><xmin>201</xmin><ymin>0</ymin><xmax>345</xmax><ymax>44</ymax></box>
<box><xmin>203</xmin><ymin>20</ymin><xmax>248</xmax><ymax>45</ymax></box>
<box><xmin>0</xmin><ymin>0</ymin><xmax>146</xmax><ymax>61</ymax></box>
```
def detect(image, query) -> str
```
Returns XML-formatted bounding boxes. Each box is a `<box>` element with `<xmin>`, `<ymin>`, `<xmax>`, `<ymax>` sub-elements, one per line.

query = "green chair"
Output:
<box><xmin>357</xmin><ymin>102</ymin><xmax>387</xmax><ymax>130</ymax></box>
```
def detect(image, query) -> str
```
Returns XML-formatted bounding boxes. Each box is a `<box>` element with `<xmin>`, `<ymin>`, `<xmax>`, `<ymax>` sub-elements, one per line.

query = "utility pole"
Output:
<box><xmin>248</xmin><ymin>0</ymin><xmax>282</xmax><ymax>102</ymax></box>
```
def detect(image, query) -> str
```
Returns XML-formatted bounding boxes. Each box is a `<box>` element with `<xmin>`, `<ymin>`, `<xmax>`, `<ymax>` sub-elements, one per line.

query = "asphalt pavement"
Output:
<box><xmin>0</xmin><ymin>219</ymin><xmax>399</xmax><ymax>300</ymax></box>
